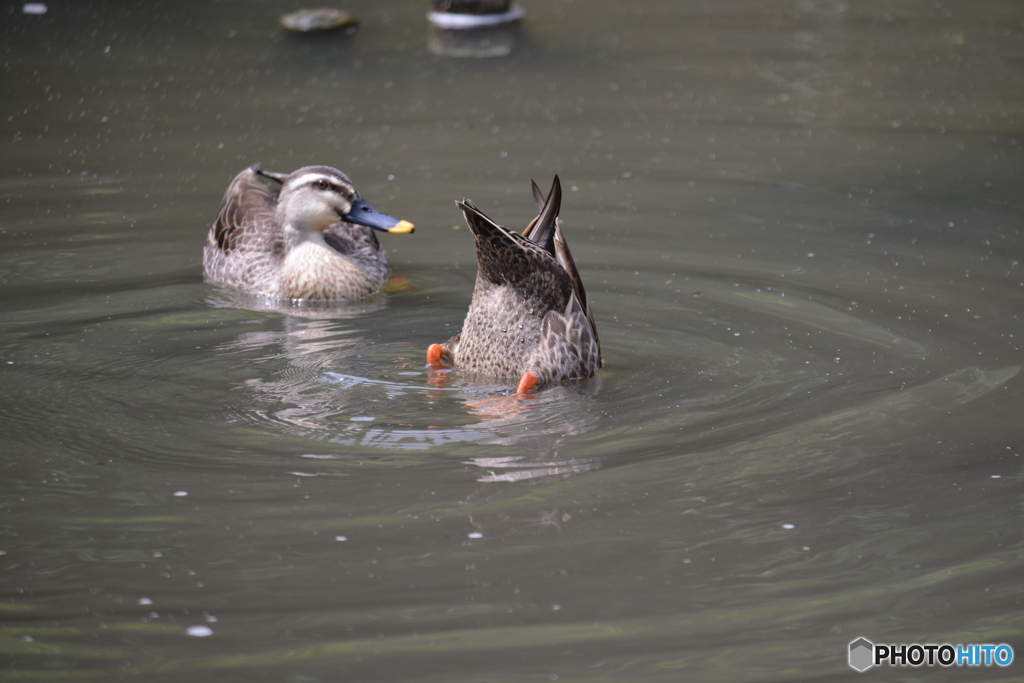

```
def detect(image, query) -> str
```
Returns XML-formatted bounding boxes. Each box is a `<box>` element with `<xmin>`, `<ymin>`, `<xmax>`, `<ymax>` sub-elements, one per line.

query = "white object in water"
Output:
<box><xmin>427</xmin><ymin>3</ymin><xmax>525</xmax><ymax>29</ymax></box>
<box><xmin>23</xmin><ymin>3</ymin><xmax>48</xmax><ymax>14</ymax></box>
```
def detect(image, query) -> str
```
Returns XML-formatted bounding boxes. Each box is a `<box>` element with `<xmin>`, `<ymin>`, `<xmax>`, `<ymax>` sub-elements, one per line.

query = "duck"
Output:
<box><xmin>203</xmin><ymin>164</ymin><xmax>414</xmax><ymax>300</ymax></box>
<box><xmin>427</xmin><ymin>176</ymin><xmax>600</xmax><ymax>393</ymax></box>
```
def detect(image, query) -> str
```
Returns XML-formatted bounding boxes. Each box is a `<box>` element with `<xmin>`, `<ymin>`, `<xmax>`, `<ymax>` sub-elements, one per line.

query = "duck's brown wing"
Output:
<box><xmin>210</xmin><ymin>164</ymin><xmax>280</xmax><ymax>253</ymax></box>
<box><xmin>551</xmin><ymin>217</ymin><xmax>599</xmax><ymax>361</ymax></box>
<box><xmin>535</xmin><ymin>292</ymin><xmax>602</xmax><ymax>381</ymax></box>
<box><xmin>552</xmin><ymin>223</ymin><xmax>588</xmax><ymax>312</ymax></box>
<box><xmin>519</xmin><ymin>176</ymin><xmax>600</xmax><ymax>368</ymax></box>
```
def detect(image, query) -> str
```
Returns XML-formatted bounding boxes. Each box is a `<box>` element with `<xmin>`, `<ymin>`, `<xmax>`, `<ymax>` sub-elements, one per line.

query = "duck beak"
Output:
<box><xmin>343</xmin><ymin>198</ymin><xmax>415</xmax><ymax>234</ymax></box>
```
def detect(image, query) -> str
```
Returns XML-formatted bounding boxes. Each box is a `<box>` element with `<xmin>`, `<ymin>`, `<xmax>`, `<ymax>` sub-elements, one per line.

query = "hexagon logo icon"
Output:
<box><xmin>849</xmin><ymin>637</ymin><xmax>874</xmax><ymax>672</ymax></box>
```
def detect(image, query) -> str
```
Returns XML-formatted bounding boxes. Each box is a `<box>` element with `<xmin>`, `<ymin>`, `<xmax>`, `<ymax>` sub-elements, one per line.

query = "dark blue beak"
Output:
<box><xmin>343</xmin><ymin>198</ymin><xmax>414</xmax><ymax>233</ymax></box>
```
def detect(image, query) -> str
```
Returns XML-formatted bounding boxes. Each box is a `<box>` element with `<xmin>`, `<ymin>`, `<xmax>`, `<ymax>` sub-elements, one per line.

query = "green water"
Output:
<box><xmin>1</xmin><ymin>0</ymin><xmax>1022</xmax><ymax>680</ymax></box>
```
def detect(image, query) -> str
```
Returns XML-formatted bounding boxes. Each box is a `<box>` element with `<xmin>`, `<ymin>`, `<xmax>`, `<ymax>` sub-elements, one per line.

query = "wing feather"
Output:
<box><xmin>211</xmin><ymin>165</ymin><xmax>278</xmax><ymax>253</ymax></box>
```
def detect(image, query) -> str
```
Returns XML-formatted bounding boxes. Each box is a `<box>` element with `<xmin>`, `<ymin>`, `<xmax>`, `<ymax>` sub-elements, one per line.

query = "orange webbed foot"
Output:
<box><xmin>426</xmin><ymin>343</ymin><xmax>443</xmax><ymax>365</ymax></box>
<box><xmin>425</xmin><ymin>344</ymin><xmax>450</xmax><ymax>394</ymax></box>
<box><xmin>516</xmin><ymin>371</ymin><xmax>538</xmax><ymax>394</ymax></box>
<box><xmin>427</xmin><ymin>344</ymin><xmax>444</xmax><ymax>365</ymax></box>
<box><xmin>384</xmin><ymin>274</ymin><xmax>414</xmax><ymax>293</ymax></box>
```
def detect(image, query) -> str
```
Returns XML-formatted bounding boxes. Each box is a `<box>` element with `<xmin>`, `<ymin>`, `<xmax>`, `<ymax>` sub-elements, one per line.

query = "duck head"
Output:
<box><xmin>261</xmin><ymin>165</ymin><xmax>414</xmax><ymax>235</ymax></box>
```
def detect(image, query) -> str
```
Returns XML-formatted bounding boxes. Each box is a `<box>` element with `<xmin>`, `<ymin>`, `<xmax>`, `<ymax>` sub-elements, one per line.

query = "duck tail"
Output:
<box><xmin>525</xmin><ymin>176</ymin><xmax>560</xmax><ymax>255</ymax></box>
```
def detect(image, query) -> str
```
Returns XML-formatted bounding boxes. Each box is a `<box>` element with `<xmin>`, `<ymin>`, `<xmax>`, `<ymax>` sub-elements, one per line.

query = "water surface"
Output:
<box><xmin>2</xmin><ymin>0</ymin><xmax>1022</xmax><ymax>680</ymax></box>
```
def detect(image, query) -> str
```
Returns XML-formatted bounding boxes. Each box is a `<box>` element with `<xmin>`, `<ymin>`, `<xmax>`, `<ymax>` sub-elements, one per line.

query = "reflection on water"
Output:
<box><xmin>2</xmin><ymin>0</ymin><xmax>1023</xmax><ymax>681</ymax></box>
<box><xmin>468</xmin><ymin>455</ymin><xmax>598</xmax><ymax>483</ymax></box>
<box><xmin>427</xmin><ymin>24</ymin><xmax>522</xmax><ymax>58</ymax></box>
<box><xmin>204</xmin><ymin>290</ymin><xmax>390</xmax><ymax>320</ymax></box>
<box><xmin>214</xmin><ymin>310</ymin><xmax>603</xmax><ymax>452</ymax></box>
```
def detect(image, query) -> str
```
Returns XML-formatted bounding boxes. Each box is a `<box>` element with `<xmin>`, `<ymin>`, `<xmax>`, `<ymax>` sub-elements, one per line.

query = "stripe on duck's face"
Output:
<box><xmin>287</xmin><ymin>172</ymin><xmax>356</xmax><ymax>198</ymax></box>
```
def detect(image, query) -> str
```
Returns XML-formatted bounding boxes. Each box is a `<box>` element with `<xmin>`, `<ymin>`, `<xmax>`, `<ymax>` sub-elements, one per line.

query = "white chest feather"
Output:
<box><xmin>275</xmin><ymin>240</ymin><xmax>382</xmax><ymax>300</ymax></box>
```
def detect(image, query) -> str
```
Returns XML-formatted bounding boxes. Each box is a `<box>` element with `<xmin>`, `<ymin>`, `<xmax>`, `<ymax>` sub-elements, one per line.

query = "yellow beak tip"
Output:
<box><xmin>389</xmin><ymin>220</ymin><xmax>415</xmax><ymax>234</ymax></box>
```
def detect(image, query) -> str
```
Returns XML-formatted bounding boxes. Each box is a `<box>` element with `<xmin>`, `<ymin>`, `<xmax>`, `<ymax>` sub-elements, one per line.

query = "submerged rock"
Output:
<box><xmin>278</xmin><ymin>8</ymin><xmax>359</xmax><ymax>33</ymax></box>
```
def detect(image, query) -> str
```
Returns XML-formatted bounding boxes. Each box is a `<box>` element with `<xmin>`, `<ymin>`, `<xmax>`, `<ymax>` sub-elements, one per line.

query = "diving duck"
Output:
<box><xmin>203</xmin><ymin>164</ymin><xmax>414</xmax><ymax>300</ymax></box>
<box><xmin>427</xmin><ymin>176</ymin><xmax>600</xmax><ymax>393</ymax></box>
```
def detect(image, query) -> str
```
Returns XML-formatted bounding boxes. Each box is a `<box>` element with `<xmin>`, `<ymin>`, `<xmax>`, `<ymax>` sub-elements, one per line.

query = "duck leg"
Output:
<box><xmin>426</xmin><ymin>344</ymin><xmax>445</xmax><ymax>365</ymax></box>
<box><xmin>515</xmin><ymin>371</ymin><xmax>537</xmax><ymax>394</ymax></box>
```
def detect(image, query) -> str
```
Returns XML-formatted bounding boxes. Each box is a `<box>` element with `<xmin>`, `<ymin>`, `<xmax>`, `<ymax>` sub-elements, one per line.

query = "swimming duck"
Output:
<box><xmin>203</xmin><ymin>164</ymin><xmax>414</xmax><ymax>300</ymax></box>
<box><xmin>427</xmin><ymin>176</ymin><xmax>600</xmax><ymax>393</ymax></box>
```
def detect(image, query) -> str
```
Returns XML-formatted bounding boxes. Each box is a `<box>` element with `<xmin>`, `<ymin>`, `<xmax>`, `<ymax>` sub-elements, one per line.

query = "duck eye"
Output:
<box><xmin>314</xmin><ymin>179</ymin><xmax>329</xmax><ymax>190</ymax></box>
